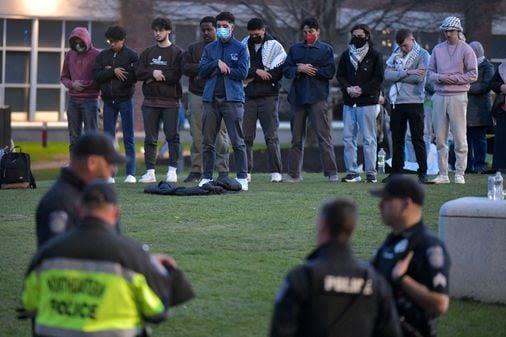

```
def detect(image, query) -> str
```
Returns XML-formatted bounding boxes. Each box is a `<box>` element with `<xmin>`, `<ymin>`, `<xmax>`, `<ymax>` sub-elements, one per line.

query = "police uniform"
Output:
<box><xmin>270</xmin><ymin>240</ymin><xmax>402</xmax><ymax>337</ymax></box>
<box><xmin>23</xmin><ymin>215</ymin><xmax>194</xmax><ymax>337</ymax></box>
<box><xmin>35</xmin><ymin>167</ymin><xmax>86</xmax><ymax>247</ymax></box>
<box><xmin>372</xmin><ymin>220</ymin><xmax>450</xmax><ymax>337</ymax></box>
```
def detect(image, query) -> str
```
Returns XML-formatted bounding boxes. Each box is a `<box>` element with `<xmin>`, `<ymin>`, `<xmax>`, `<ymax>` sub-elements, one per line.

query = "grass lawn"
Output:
<box><xmin>0</xmin><ymin>142</ymin><xmax>505</xmax><ymax>336</ymax></box>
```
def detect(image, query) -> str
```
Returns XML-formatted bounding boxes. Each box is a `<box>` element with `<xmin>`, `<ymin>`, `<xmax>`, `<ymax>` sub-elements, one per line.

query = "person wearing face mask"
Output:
<box><xmin>337</xmin><ymin>24</ymin><xmax>384</xmax><ymax>184</ymax></box>
<box><xmin>283</xmin><ymin>17</ymin><xmax>339</xmax><ymax>183</ymax></box>
<box><xmin>198</xmin><ymin>11</ymin><xmax>250</xmax><ymax>191</ymax></box>
<box><xmin>241</xmin><ymin>18</ymin><xmax>286</xmax><ymax>183</ymax></box>
<box><xmin>93</xmin><ymin>25</ymin><xmax>139</xmax><ymax>184</ymax></box>
<box><xmin>60</xmin><ymin>27</ymin><xmax>101</xmax><ymax>154</ymax></box>
<box><xmin>181</xmin><ymin>16</ymin><xmax>231</xmax><ymax>184</ymax></box>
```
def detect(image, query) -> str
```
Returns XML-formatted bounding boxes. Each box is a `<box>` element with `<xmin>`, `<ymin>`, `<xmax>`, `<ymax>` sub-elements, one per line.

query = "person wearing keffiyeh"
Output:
<box><xmin>336</xmin><ymin>24</ymin><xmax>384</xmax><ymax>183</ymax></box>
<box><xmin>383</xmin><ymin>29</ymin><xmax>430</xmax><ymax>184</ymax></box>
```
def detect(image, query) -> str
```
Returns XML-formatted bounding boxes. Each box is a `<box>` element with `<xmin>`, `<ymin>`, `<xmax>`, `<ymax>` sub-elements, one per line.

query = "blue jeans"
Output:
<box><xmin>342</xmin><ymin>104</ymin><xmax>378</xmax><ymax>175</ymax></box>
<box><xmin>103</xmin><ymin>99</ymin><xmax>136</xmax><ymax>176</ymax></box>
<box><xmin>66</xmin><ymin>98</ymin><xmax>99</xmax><ymax>153</ymax></box>
<box><xmin>466</xmin><ymin>126</ymin><xmax>487</xmax><ymax>172</ymax></box>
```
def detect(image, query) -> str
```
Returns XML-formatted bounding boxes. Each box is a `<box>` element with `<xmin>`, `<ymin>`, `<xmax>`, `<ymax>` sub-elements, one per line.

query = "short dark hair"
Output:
<box><xmin>395</xmin><ymin>28</ymin><xmax>413</xmax><ymax>46</ymax></box>
<box><xmin>216</xmin><ymin>12</ymin><xmax>235</xmax><ymax>24</ymax></box>
<box><xmin>200</xmin><ymin>16</ymin><xmax>216</xmax><ymax>27</ymax></box>
<box><xmin>151</xmin><ymin>17</ymin><xmax>172</xmax><ymax>31</ymax></box>
<box><xmin>370</xmin><ymin>175</ymin><xmax>425</xmax><ymax>206</ymax></box>
<box><xmin>105</xmin><ymin>25</ymin><xmax>126</xmax><ymax>41</ymax></box>
<box><xmin>300</xmin><ymin>17</ymin><xmax>319</xmax><ymax>30</ymax></box>
<box><xmin>81</xmin><ymin>180</ymin><xmax>118</xmax><ymax>210</ymax></box>
<box><xmin>247</xmin><ymin>18</ymin><xmax>265</xmax><ymax>30</ymax></box>
<box><xmin>350</xmin><ymin>23</ymin><xmax>374</xmax><ymax>47</ymax></box>
<box><xmin>320</xmin><ymin>199</ymin><xmax>357</xmax><ymax>239</ymax></box>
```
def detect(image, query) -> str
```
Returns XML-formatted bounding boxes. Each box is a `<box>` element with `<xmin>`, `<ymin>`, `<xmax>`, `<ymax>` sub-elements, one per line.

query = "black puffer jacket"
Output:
<box><xmin>93</xmin><ymin>46</ymin><xmax>138</xmax><ymax>102</ymax></box>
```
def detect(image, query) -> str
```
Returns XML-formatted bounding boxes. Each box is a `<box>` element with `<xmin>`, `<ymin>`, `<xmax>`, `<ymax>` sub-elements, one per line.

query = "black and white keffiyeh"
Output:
<box><xmin>241</xmin><ymin>37</ymin><xmax>287</xmax><ymax>70</ymax></box>
<box><xmin>386</xmin><ymin>42</ymin><xmax>423</xmax><ymax>104</ymax></box>
<box><xmin>348</xmin><ymin>43</ymin><xmax>369</xmax><ymax>70</ymax></box>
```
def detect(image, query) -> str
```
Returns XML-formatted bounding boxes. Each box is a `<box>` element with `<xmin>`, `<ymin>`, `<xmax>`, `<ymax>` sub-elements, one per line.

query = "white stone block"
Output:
<box><xmin>439</xmin><ymin>197</ymin><xmax>506</xmax><ymax>303</ymax></box>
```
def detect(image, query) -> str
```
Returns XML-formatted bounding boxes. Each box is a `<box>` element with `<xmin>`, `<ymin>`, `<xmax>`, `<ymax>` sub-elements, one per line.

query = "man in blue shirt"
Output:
<box><xmin>283</xmin><ymin>17</ymin><xmax>338</xmax><ymax>183</ymax></box>
<box><xmin>198</xmin><ymin>11</ymin><xmax>250</xmax><ymax>191</ymax></box>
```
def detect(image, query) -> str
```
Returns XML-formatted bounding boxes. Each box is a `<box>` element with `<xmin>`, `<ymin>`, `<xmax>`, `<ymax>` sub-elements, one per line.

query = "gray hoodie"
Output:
<box><xmin>384</xmin><ymin>47</ymin><xmax>430</xmax><ymax>105</ymax></box>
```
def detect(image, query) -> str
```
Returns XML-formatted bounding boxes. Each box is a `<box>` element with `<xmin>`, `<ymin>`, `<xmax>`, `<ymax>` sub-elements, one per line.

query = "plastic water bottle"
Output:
<box><xmin>494</xmin><ymin>172</ymin><xmax>504</xmax><ymax>200</ymax></box>
<box><xmin>377</xmin><ymin>148</ymin><xmax>386</xmax><ymax>174</ymax></box>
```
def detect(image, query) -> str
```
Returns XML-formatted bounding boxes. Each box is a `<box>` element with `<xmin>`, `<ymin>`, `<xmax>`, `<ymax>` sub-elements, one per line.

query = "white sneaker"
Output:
<box><xmin>139</xmin><ymin>170</ymin><xmax>156</xmax><ymax>183</ymax></box>
<box><xmin>236</xmin><ymin>177</ymin><xmax>248</xmax><ymax>191</ymax></box>
<box><xmin>166</xmin><ymin>166</ymin><xmax>177</xmax><ymax>183</ymax></box>
<box><xmin>198</xmin><ymin>178</ymin><xmax>212</xmax><ymax>187</ymax></box>
<box><xmin>247</xmin><ymin>173</ymin><xmax>252</xmax><ymax>182</ymax></box>
<box><xmin>271</xmin><ymin>172</ymin><xmax>282</xmax><ymax>182</ymax></box>
<box><xmin>454</xmin><ymin>174</ymin><xmax>465</xmax><ymax>184</ymax></box>
<box><xmin>431</xmin><ymin>175</ymin><xmax>450</xmax><ymax>184</ymax></box>
<box><xmin>107</xmin><ymin>177</ymin><xmax>116</xmax><ymax>184</ymax></box>
<box><xmin>124</xmin><ymin>175</ymin><xmax>137</xmax><ymax>183</ymax></box>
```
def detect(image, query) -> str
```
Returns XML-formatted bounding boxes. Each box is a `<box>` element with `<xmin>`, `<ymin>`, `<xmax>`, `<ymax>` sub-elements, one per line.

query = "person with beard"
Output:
<box><xmin>383</xmin><ymin>29</ymin><xmax>430</xmax><ymax>184</ymax></box>
<box><xmin>93</xmin><ymin>25</ymin><xmax>139</xmax><ymax>184</ymax></box>
<box><xmin>35</xmin><ymin>132</ymin><xmax>126</xmax><ymax>248</ymax></box>
<box><xmin>283</xmin><ymin>17</ymin><xmax>338</xmax><ymax>183</ymax></box>
<box><xmin>198</xmin><ymin>11</ymin><xmax>250</xmax><ymax>191</ymax></box>
<box><xmin>242</xmin><ymin>18</ymin><xmax>286</xmax><ymax>183</ymax></box>
<box><xmin>136</xmin><ymin>17</ymin><xmax>184</xmax><ymax>184</ymax></box>
<box><xmin>60</xmin><ymin>27</ymin><xmax>100</xmax><ymax>153</ymax></box>
<box><xmin>181</xmin><ymin>16</ymin><xmax>230</xmax><ymax>183</ymax></box>
<box><xmin>337</xmin><ymin>24</ymin><xmax>384</xmax><ymax>184</ymax></box>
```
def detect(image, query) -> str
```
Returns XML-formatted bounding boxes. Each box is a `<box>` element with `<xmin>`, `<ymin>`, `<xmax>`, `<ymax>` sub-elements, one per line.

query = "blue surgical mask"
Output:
<box><xmin>216</xmin><ymin>27</ymin><xmax>231</xmax><ymax>41</ymax></box>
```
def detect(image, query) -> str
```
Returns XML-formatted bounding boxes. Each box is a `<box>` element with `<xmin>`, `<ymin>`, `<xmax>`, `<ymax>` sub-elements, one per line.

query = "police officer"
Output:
<box><xmin>22</xmin><ymin>181</ymin><xmax>194</xmax><ymax>336</ymax></box>
<box><xmin>269</xmin><ymin>198</ymin><xmax>402</xmax><ymax>337</ymax></box>
<box><xmin>370</xmin><ymin>175</ymin><xmax>450</xmax><ymax>337</ymax></box>
<box><xmin>35</xmin><ymin>132</ymin><xmax>125</xmax><ymax>247</ymax></box>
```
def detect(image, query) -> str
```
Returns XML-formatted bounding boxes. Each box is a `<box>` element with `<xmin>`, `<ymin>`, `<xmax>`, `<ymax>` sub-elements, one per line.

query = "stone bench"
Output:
<box><xmin>439</xmin><ymin>197</ymin><xmax>506</xmax><ymax>303</ymax></box>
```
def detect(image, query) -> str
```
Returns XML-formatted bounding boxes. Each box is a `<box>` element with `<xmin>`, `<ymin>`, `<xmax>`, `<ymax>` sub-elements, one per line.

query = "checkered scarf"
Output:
<box><xmin>386</xmin><ymin>42</ymin><xmax>423</xmax><ymax>104</ymax></box>
<box><xmin>349</xmin><ymin>43</ymin><xmax>369</xmax><ymax>70</ymax></box>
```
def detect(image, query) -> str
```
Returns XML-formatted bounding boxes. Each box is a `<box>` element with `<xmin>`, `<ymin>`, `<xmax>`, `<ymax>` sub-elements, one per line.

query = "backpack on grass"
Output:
<box><xmin>0</xmin><ymin>146</ymin><xmax>36</xmax><ymax>189</ymax></box>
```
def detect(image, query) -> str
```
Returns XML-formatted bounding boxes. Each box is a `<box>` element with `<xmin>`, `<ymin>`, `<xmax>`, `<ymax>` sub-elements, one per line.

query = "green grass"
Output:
<box><xmin>1</xmin><ymin>145</ymin><xmax>505</xmax><ymax>336</ymax></box>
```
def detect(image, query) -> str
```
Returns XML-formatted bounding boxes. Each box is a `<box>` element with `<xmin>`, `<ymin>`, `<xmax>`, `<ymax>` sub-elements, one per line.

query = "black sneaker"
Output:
<box><xmin>183</xmin><ymin>172</ymin><xmax>202</xmax><ymax>183</ymax></box>
<box><xmin>418</xmin><ymin>173</ymin><xmax>428</xmax><ymax>184</ymax></box>
<box><xmin>342</xmin><ymin>173</ymin><xmax>361</xmax><ymax>183</ymax></box>
<box><xmin>366</xmin><ymin>174</ymin><xmax>377</xmax><ymax>183</ymax></box>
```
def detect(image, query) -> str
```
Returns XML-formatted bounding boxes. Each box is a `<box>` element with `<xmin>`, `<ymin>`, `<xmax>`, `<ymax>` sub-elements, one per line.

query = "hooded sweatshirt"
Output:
<box><xmin>60</xmin><ymin>27</ymin><xmax>100</xmax><ymax>100</ymax></box>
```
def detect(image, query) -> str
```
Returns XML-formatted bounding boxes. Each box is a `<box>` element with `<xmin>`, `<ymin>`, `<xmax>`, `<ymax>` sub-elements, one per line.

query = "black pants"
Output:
<box><xmin>390</xmin><ymin>103</ymin><xmax>427</xmax><ymax>174</ymax></box>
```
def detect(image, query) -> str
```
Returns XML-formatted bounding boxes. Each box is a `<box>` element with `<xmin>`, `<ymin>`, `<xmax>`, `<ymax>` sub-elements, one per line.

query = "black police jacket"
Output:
<box><xmin>35</xmin><ymin>168</ymin><xmax>86</xmax><ymax>247</ymax></box>
<box><xmin>93</xmin><ymin>46</ymin><xmax>139</xmax><ymax>103</ymax></box>
<box><xmin>372</xmin><ymin>221</ymin><xmax>450</xmax><ymax>337</ymax></box>
<box><xmin>270</xmin><ymin>240</ymin><xmax>402</xmax><ymax>337</ymax></box>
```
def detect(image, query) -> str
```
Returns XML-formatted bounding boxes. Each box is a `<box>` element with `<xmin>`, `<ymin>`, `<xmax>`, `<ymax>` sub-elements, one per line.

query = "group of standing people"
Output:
<box><xmin>60</xmin><ymin>12</ymin><xmax>504</xmax><ymax>190</ymax></box>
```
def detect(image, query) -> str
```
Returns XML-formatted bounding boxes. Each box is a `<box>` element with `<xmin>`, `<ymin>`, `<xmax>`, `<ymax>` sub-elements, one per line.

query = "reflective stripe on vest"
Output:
<box><xmin>36</xmin><ymin>323</ymin><xmax>144</xmax><ymax>337</ymax></box>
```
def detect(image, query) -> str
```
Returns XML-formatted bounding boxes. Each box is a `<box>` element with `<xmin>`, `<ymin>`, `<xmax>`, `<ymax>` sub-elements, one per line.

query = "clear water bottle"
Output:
<box><xmin>494</xmin><ymin>171</ymin><xmax>504</xmax><ymax>200</ymax></box>
<box><xmin>377</xmin><ymin>148</ymin><xmax>386</xmax><ymax>174</ymax></box>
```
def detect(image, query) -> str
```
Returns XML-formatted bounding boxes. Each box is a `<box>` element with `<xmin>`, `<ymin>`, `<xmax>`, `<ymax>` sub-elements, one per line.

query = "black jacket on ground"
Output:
<box><xmin>93</xmin><ymin>46</ymin><xmax>139</xmax><ymax>103</ymax></box>
<box><xmin>245</xmin><ymin>33</ymin><xmax>284</xmax><ymax>98</ymax></box>
<box><xmin>270</xmin><ymin>240</ymin><xmax>402</xmax><ymax>337</ymax></box>
<box><xmin>35</xmin><ymin>168</ymin><xmax>86</xmax><ymax>248</ymax></box>
<box><xmin>336</xmin><ymin>47</ymin><xmax>384</xmax><ymax>107</ymax></box>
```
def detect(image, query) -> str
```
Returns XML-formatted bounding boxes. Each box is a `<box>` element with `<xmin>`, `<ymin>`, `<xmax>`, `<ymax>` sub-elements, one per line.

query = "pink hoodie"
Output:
<box><xmin>60</xmin><ymin>27</ymin><xmax>101</xmax><ymax>100</ymax></box>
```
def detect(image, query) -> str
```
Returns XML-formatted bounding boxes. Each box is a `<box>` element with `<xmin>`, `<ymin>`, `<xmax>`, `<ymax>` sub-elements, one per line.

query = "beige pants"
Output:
<box><xmin>431</xmin><ymin>93</ymin><xmax>468</xmax><ymax>176</ymax></box>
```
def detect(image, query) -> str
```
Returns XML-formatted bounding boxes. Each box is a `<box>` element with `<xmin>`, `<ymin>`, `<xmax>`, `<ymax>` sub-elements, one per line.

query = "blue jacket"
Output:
<box><xmin>283</xmin><ymin>40</ymin><xmax>336</xmax><ymax>106</ymax></box>
<box><xmin>199</xmin><ymin>37</ymin><xmax>249</xmax><ymax>103</ymax></box>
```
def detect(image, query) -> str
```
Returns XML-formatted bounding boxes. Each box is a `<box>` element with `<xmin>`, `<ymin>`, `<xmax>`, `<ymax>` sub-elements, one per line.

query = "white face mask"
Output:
<box><xmin>73</xmin><ymin>42</ymin><xmax>86</xmax><ymax>53</ymax></box>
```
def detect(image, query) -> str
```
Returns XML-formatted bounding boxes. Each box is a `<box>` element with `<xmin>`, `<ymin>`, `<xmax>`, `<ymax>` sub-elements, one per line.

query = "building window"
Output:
<box><xmin>37</xmin><ymin>53</ymin><xmax>61</xmax><ymax>84</ymax></box>
<box><xmin>5</xmin><ymin>52</ymin><xmax>30</xmax><ymax>84</ymax></box>
<box><xmin>39</xmin><ymin>20</ymin><xmax>62</xmax><ymax>48</ymax></box>
<box><xmin>6</xmin><ymin>19</ymin><xmax>31</xmax><ymax>47</ymax></box>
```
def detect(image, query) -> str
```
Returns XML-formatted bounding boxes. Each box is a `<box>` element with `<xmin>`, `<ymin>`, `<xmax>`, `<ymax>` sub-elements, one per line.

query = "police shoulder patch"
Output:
<box><xmin>49</xmin><ymin>211</ymin><xmax>68</xmax><ymax>234</ymax></box>
<box><xmin>426</xmin><ymin>246</ymin><xmax>444</xmax><ymax>268</ymax></box>
<box><xmin>394</xmin><ymin>238</ymin><xmax>408</xmax><ymax>254</ymax></box>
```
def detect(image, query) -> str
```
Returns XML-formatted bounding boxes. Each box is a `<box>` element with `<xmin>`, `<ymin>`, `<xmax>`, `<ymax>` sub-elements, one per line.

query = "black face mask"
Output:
<box><xmin>249</xmin><ymin>35</ymin><xmax>262</xmax><ymax>44</ymax></box>
<box><xmin>351</xmin><ymin>36</ymin><xmax>367</xmax><ymax>48</ymax></box>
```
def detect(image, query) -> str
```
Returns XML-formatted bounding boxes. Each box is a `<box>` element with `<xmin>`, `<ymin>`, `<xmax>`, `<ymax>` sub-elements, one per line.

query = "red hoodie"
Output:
<box><xmin>60</xmin><ymin>27</ymin><xmax>101</xmax><ymax>100</ymax></box>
